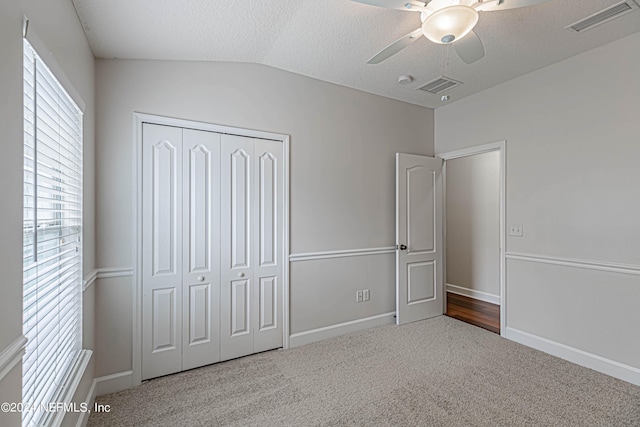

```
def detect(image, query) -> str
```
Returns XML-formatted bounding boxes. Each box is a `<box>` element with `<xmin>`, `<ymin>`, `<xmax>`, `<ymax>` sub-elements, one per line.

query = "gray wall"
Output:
<box><xmin>94</xmin><ymin>59</ymin><xmax>434</xmax><ymax>378</ymax></box>
<box><xmin>0</xmin><ymin>4</ymin><xmax>23</xmax><ymax>421</ymax></box>
<box><xmin>436</xmin><ymin>32</ymin><xmax>640</xmax><ymax>370</ymax></box>
<box><xmin>0</xmin><ymin>0</ymin><xmax>96</xmax><ymax>425</ymax></box>
<box><xmin>446</xmin><ymin>152</ymin><xmax>500</xmax><ymax>299</ymax></box>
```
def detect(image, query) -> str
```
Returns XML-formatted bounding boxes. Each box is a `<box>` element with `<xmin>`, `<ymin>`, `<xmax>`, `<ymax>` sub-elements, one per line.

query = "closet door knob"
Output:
<box><xmin>197</xmin><ymin>276</ymin><xmax>205</xmax><ymax>282</ymax></box>
<box><xmin>239</xmin><ymin>272</ymin><xmax>245</xmax><ymax>278</ymax></box>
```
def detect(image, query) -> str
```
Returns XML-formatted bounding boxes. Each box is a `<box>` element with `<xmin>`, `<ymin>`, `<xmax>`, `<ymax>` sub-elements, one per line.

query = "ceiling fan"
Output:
<box><xmin>353</xmin><ymin>0</ymin><xmax>552</xmax><ymax>64</ymax></box>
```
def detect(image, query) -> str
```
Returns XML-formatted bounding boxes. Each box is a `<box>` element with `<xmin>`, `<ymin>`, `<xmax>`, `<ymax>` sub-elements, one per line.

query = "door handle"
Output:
<box><xmin>396</xmin><ymin>244</ymin><xmax>407</xmax><ymax>251</ymax></box>
<box><xmin>197</xmin><ymin>276</ymin><xmax>205</xmax><ymax>282</ymax></box>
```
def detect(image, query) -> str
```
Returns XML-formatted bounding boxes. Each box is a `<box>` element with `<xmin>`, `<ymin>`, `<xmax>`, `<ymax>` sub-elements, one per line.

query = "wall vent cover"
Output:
<box><xmin>418</xmin><ymin>76</ymin><xmax>462</xmax><ymax>94</ymax></box>
<box><xmin>566</xmin><ymin>1</ymin><xmax>639</xmax><ymax>33</ymax></box>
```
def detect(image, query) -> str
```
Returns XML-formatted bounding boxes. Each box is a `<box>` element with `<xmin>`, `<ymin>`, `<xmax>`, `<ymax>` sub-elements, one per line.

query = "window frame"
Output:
<box><xmin>22</xmin><ymin>38</ymin><xmax>85</xmax><ymax>427</ymax></box>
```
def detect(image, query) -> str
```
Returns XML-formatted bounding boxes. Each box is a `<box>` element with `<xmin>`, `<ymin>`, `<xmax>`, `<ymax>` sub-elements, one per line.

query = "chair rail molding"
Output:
<box><xmin>83</xmin><ymin>269</ymin><xmax>98</xmax><ymax>291</ymax></box>
<box><xmin>97</xmin><ymin>267</ymin><xmax>135</xmax><ymax>279</ymax></box>
<box><xmin>83</xmin><ymin>267</ymin><xmax>135</xmax><ymax>292</ymax></box>
<box><xmin>289</xmin><ymin>246</ymin><xmax>395</xmax><ymax>262</ymax></box>
<box><xmin>0</xmin><ymin>335</ymin><xmax>28</xmax><ymax>382</ymax></box>
<box><xmin>505</xmin><ymin>252</ymin><xmax>640</xmax><ymax>276</ymax></box>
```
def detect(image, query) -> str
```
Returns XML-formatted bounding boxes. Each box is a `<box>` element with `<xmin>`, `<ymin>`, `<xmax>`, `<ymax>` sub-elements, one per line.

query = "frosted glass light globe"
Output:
<box><xmin>422</xmin><ymin>5</ymin><xmax>479</xmax><ymax>44</ymax></box>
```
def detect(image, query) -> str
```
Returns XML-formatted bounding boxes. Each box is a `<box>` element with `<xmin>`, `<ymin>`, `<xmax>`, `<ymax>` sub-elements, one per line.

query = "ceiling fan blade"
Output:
<box><xmin>367</xmin><ymin>28</ymin><xmax>423</xmax><ymax>64</ymax></box>
<box><xmin>351</xmin><ymin>0</ymin><xmax>425</xmax><ymax>12</ymax></box>
<box><xmin>454</xmin><ymin>30</ymin><xmax>485</xmax><ymax>64</ymax></box>
<box><xmin>476</xmin><ymin>0</ymin><xmax>552</xmax><ymax>11</ymax></box>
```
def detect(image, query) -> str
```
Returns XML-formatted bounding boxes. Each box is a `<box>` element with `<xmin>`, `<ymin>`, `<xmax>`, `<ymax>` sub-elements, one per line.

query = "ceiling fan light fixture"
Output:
<box><xmin>422</xmin><ymin>5</ymin><xmax>479</xmax><ymax>44</ymax></box>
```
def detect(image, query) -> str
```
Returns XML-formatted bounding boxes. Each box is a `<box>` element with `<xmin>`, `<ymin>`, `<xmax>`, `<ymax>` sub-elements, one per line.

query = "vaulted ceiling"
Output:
<box><xmin>72</xmin><ymin>0</ymin><xmax>640</xmax><ymax>108</ymax></box>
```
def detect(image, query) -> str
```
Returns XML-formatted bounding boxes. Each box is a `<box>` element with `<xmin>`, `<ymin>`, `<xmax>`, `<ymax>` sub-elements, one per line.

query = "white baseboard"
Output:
<box><xmin>75</xmin><ymin>378</ymin><xmax>97</xmax><ymax>427</ymax></box>
<box><xmin>75</xmin><ymin>370</ymin><xmax>132</xmax><ymax>427</ymax></box>
<box><xmin>505</xmin><ymin>327</ymin><xmax>640</xmax><ymax>387</ymax></box>
<box><xmin>289</xmin><ymin>312</ymin><xmax>395</xmax><ymax>348</ymax></box>
<box><xmin>446</xmin><ymin>283</ymin><xmax>500</xmax><ymax>305</ymax></box>
<box><xmin>94</xmin><ymin>370</ymin><xmax>134</xmax><ymax>396</ymax></box>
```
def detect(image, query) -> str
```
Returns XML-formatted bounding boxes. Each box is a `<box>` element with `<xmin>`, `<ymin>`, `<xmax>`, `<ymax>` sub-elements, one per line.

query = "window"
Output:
<box><xmin>22</xmin><ymin>39</ymin><xmax>83</xmax><ymax>426</ymax></box>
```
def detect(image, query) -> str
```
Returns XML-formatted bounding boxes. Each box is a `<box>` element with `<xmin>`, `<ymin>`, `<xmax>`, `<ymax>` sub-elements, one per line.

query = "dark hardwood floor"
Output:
<box><xmin>446</xmin><ymin>292</ymin><xmax>500</xmax><ymax>334</ymax></box>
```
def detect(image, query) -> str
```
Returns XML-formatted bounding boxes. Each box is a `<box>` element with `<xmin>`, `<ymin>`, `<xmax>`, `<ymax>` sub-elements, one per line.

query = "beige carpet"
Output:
<box><xmin>88</xmin><ymin>316</ymin><xmax>640</xmax><ymax>426</ymax></box>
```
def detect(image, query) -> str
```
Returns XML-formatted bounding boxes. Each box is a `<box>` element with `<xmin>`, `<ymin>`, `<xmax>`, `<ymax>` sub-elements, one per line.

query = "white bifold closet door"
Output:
<box><xmin>220</xmin><ymin>135</ymin><xmax>283</xmax><ymax>361</ymax></box>
<box><xmin>181</xmin><ymin>129</ymin><xmax>221</xmax><ymax>371</ymax></box>
<box><xmin>141</xmin><ymin>124</ymin><xmax>283</xmax><ymax>381</ymax></box>
<box><xmin>142</xmin><ymin>124</ymin><xmax>221</xmax><ymax>380</ymax></box>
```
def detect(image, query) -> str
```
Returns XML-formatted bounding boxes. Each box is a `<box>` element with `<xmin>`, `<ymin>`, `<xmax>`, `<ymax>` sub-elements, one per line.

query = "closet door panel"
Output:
<box><xmin>187</xmin><ymin>283</ymin><xmax>210</xmax><ymax>343</ymax></box>
<box><xmin>259</xmin><ymin>152</ymin><xmax>277</xmax><ymax>267</ymax></box>
<box><xmin>182</xmin><ymin>129</ymin><xmax>221</xmax><ymax>371</ymax></box>
<box><xmin>230</xmin><ymin>147</ymin><xmax>250</xmax><ymax>269</ymax></box>
<box><xmin>253</xmin><ymin>140</ymin><xmax>284</xmax><ymax>353</ymax></box>
<box><xmin>142</xmin><ymin>123</ymin><xmax>183</xmax><ymax>380</ymax></box>
<box><xmin>220</xmin><ymin>135</ymin><xmax>254</xmax><ymax>361</ymax></box>
<box><xmin>258</xmin><ymin>276</ymin><xmax>277</xmax><ymax>331</ymax></box>
<box><xmin>151</xmin><ymin>288</ymin><xmax>177</xmax><ymax>351</ymax></box>
<box><xmin>230</xmin><ymin>279</ymin><xmax>250</xmax><ymax>336</ymax></box>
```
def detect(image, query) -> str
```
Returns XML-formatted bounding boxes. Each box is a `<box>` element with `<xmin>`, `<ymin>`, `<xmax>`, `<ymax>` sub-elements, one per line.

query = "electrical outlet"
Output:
<box><xmin>363</xmin><ymin>289</ymin><xmax>370</xmax><ymax>301</ymax></box>
<box><xmin>356</xmin><ymin>290</ymin><xmax>363</xmax><ymax>302</ymax></box>
<box><xmin>509</xmin><ymin>224</ymin><xmax>523</xmax><ymax>237</ymax></box>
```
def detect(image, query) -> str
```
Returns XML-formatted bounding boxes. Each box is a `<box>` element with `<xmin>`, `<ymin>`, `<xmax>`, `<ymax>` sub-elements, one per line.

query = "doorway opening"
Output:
<box><xmin>446</xmin><ymin>292</ymin><xmax>499</xmax><ymax>333</ymax></box>
<box><xmin>440</xmin><ymin>142</ymin><xmax>505</xmax><ymax>335</ymax></box>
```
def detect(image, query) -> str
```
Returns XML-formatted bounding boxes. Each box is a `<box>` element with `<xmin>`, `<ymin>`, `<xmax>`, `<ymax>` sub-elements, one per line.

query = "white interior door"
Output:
<box><xmin>395</xmin><ymin>153</ymin><xmax>443</xmax><ymax>325</ymax></box>
<box><xmin>181</xmin><ymin>129</ymin><xmax>221</xmax><ymax>371</ymax></box>
<box><xmin>142</xmin><ymin>123</ymin><xmax>183</xmax><ymax>380</ymax></box>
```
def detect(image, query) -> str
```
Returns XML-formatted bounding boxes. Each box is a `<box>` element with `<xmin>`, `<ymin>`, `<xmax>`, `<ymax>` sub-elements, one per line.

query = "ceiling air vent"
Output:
<box><xmin>417</xmin><ymin>76</ymin><xmax>462</xmax><ymax>94</ymax></box>
<box><xmin>566</xmin><ymin>1</ymin><xmax>639</xmax><ymax>33</ymax></box>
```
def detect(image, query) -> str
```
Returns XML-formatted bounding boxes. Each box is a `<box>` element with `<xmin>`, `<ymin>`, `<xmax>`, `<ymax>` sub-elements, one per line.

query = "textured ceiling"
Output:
<box><xmin>72</xmin><ymin>0</ymin><xmax>640</xmax><ymax>108</ymax></box>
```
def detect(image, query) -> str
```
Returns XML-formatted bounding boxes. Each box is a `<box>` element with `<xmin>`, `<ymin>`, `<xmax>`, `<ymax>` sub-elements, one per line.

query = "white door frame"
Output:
<box><xmin>438</xmin><ymin>141</ymin><xmax>506</xmax><ymax>336</ymax></box>
<box><xmin>131</xmin><ymin>112</ymin><xmax>290</xmax><ymax>386</ymax></box>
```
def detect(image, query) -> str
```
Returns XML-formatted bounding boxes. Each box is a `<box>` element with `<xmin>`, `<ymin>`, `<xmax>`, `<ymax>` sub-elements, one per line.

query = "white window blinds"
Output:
<box><xmin>23</xmin><ymin>39</ymin><xmax>83</xmax><ymax>427</ymax></box>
